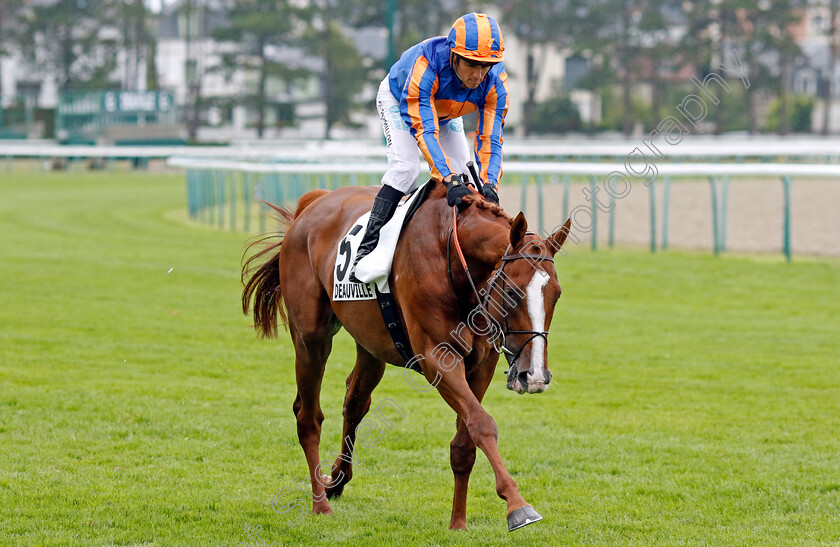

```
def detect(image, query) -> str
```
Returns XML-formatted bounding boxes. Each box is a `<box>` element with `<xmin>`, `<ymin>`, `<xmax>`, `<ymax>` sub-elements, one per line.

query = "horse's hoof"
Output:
<box><xmin>325</xmin><ymin>483</ymin><xmax>345</xmax><ymax>499</ymax></box>
<box><xmin>506</xmin><ymin>505</ymin><xmax>542</xmax><ymax>532</ymax></box>
<box><xmin>312</xmin><ymin>504</ymin><xmax>333</xmax><ymax>515</ymax></box>
<box><xmin>323</xmin><ymin>473</ymin><xmax>347</xmax><ymax>499</ymax></box>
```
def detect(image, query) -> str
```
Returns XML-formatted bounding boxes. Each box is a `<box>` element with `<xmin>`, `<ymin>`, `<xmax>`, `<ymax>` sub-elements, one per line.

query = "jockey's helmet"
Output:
<box><xmin>447</xmin><ymin>13</ymin><xmax>504</xmax><ymax>63</ymax></box>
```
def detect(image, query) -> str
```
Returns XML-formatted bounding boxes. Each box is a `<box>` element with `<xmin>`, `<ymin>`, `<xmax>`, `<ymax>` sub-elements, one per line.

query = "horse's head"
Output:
<box><xmin>488</xmin><ymin>214</ymin><xmax>571</xmax><ymax>394</ymax></box>
<box><xmin>439</xmin><ymin>189</ymin><xmax>571</xmax><ymax>394</ymax></box>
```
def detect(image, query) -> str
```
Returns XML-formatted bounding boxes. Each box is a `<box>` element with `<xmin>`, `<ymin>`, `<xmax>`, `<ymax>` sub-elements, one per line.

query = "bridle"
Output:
<box><xmin>486</xmin><ymin>250</ymin><xmax>554</xmax><ymax>371</ymax></box>
<box><xmin>446</xmin><ymin>208</ymin><xmax>556</xmax><ymax>378</ymax></box>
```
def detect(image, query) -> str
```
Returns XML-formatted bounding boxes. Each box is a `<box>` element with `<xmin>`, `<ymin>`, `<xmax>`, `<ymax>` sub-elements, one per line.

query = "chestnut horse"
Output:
<box><xmin>241</xmin><ymin>180</ymin><xmax>571</xmax><ymax>530</ymax></box>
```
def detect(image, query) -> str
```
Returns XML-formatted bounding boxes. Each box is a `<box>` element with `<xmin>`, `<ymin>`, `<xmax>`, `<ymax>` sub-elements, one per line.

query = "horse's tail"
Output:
<box><xmin>241</xmin><ymin>203</ymin><xmax>294</xmax><ymax>338</ymax></box>
<box><xmin>240</xmin><ymin>190</ymin><xmax>330</xmax><ymax>338</ymax></box>
<box><xmin>294</xmin><ymin>189</ymin><xmax>328</xmax><ymax>217</ymax></box>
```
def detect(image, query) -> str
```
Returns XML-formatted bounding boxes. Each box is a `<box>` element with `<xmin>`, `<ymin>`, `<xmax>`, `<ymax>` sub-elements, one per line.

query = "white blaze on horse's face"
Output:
<box><xmin>507</xmin><ymin>265</ymin><xmax>557</xmax><ymax>396</ymax></box>
<box><xmin>525</xmin><ymin>270</ymin><xmax>550</xmax><ymax>393</ymax></box>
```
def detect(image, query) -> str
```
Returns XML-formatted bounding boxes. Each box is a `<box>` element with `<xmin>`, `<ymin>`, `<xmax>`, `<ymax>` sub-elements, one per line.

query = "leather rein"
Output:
<box><xmin>446</xmin><ymin>206</ymin><xmax>555</xmax><ymax>374</ymax></box>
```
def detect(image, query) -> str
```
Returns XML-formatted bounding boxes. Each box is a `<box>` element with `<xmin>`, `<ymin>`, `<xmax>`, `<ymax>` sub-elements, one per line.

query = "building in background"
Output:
<box><xmin>794</xmin><ymin>2</ymin><xmax>840</xmax><ymax>133</ymax></box>
<box><xmin>3</xmin><ymin>1</ymin><xmax>840</xmax><ymax>140</ymax></box>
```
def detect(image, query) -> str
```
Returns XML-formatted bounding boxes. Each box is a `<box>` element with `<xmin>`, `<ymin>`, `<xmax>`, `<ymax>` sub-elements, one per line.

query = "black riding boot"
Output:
<box><xmin>348</xmin><ymin>185</ymin><xmax>404</xmax><ymax>283</ymax></box>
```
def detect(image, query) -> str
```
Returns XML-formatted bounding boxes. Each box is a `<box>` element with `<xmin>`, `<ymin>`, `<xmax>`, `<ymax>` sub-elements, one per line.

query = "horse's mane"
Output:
<box><xmin>428</xmin><ymin>179</ymin><xmax>512</xmax><ymax>224</ymax></box>
<box><xmin>462</xmin><ymin>194</ymin><xmax>512</xmax><ymax>224</ymax></box>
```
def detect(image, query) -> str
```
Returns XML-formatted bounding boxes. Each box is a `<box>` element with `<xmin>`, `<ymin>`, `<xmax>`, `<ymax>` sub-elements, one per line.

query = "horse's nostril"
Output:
<box><xmin>518</xmin><ymin>370</ymin><xmax>529</xmax><ymax>386</ymax></box>
<box><xmin>544</xmin><ymin>370</ymin><xmax>553</xmax><ymax>384</ymax></box>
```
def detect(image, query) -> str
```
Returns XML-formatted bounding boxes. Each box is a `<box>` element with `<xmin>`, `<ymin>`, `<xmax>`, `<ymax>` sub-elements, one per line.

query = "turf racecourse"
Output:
<box><xmin>1</xmin><ymin>169</ymin><xmax>839</xmax><ymax>546</ymax></box>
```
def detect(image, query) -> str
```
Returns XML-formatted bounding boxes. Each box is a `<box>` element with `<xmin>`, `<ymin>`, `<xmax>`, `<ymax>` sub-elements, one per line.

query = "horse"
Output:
<box><xmin>241</xmin><ymin>179</ymin><xmax>572</xmax><ymax>531</ymax></box>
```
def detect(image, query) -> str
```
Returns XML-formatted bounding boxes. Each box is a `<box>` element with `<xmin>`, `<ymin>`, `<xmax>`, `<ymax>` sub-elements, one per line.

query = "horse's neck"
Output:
<box><xmin>458</xmin><ymin>209</ymin><xmax>510</xmax><ymax>274</ymax></box>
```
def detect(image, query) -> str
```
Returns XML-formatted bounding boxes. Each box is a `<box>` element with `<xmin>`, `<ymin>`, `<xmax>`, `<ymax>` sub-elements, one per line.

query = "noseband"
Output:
<box><xmin>446</xmin><ymin>224</ymin><xmax>555</xmax><ymax>377</ymax></box>
<box><xmin>485</xmin><ymin>251</ymin><xmax>554</xmax><ymax>374</ymax></box>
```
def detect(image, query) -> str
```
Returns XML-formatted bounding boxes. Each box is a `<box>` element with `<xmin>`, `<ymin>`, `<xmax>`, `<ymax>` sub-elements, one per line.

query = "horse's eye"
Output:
<box><xmin>505</xmin><ymin>288</ymin><xmax>519</xmax><ymax>300</ymax></box>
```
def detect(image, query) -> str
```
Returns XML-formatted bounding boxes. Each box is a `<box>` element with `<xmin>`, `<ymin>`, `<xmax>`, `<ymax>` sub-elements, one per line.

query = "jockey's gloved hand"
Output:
<box><xmin>482</xmin><ymin>184</ymin><xmax>500</xmax><ymax>205</ymax></box>
<box><xmin>444</xmin><ymin>174</ymin><xmax>472</xmax><ymax>210</ymax></box>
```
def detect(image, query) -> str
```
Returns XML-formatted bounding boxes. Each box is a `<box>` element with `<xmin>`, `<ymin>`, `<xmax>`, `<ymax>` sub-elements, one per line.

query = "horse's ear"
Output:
<box><xmin>546</xmin><ymin>218</ymin><xmax>572</xmax><ymax>256</ymax></box>
<box><xmin>510</xmin><ymin>212</ymin><xmax>528</xmax><ymax>248</ymax></box>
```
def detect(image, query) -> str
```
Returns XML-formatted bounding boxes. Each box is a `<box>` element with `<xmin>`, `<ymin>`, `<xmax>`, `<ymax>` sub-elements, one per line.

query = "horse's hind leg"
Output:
<box><xmin>289</xmin><ymin>318</ymin><xmax>336</xmax><ymax>515</ymax></box>
<box><xmin>449</xmin><ymin>416</ymin><xmax>474</xmax><ymax>530</ymax></box>
<box><xmin>325</xmin><ymin>342</ymin><xmax>386</xmax><ymax>499</ymax></box>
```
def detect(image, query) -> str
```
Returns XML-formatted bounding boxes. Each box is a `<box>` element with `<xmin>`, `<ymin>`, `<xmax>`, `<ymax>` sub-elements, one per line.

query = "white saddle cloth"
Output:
<box><xmin>332</xmin><ymin>183</ymin><xmax>428</xmax><ymax>301</ymax></box>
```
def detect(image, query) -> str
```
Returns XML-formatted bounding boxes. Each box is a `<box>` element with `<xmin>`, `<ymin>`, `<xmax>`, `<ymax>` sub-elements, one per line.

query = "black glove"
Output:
<box><xmin>482</xmin><ymin>184</ymin><xmax>499</xmax><ymax>205</ymax></box>
<box><xmin>444</xmin><ymin>175</ymin><xmax>472</xmax><ymax>209</ymax></box>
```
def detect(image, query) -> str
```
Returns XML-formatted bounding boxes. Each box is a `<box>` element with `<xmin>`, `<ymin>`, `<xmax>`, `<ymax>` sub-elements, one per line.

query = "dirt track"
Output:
<box><xmin>502</xmin><ymin>178</ymin><xmax>840</xmax><ymax>257</ymax></box>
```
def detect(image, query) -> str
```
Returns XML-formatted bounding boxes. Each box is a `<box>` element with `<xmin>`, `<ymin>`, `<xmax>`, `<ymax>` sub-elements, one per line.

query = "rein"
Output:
<box><xmin>447</xmin><ymin>206</ymin><xmax>555</xmax><ymax>376</ymax></box>
<box><xmin>449</xmin><ymin>206</ymin><xmax>487</xmax><ymax>316</ymax></box>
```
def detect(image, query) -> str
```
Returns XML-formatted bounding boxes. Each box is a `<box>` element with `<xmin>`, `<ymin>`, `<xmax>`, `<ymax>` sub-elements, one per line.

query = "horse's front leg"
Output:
<box><xmin>449</xmin><ymin>354</ymin><xmax>496</xmax><ymax>530</ymax></box>
<box><xmin>421</xmin><ymin>343</ymin><xmax>540</xmax><ymax>530</ymax></box>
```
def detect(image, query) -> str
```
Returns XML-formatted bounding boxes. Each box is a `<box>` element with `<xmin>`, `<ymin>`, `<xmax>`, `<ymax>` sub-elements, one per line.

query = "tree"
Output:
<box><xmin>527</xmin><ymin>96</ymin><xmax>582</xmax><ymax>134</ymax></box>
<box><xmin>635</xmin><ymin>1</ymin><xmax>682</xmax><ymax>129</ymax></box>
<box><xmin>682</xmin><ymin>0</ymin><xmax>804</xmax><ymax>134</ymax></box>
<box><xmin>212</xmin><ymin>0</ymin><xmax>309</xmax><ymax>138</ymax></box>
<box><xmin>116</xmin><ymin>0</ymin><xmax>157</xmax><ymax>90</ymax></box>
<box><xmin>325</xmin><ymin>0</ymin><xmax>467</xmax><ymax>67</ymax></box>
<box><xmin>301</xmin><ymin>20</ymin><xmax>371</xmax><ymax>136</ymax></box>
<box><xmin>821</xmin><ymin>0</ymin><xmax>839</xmax><ymax>134</ymax></box>
<box><xmin>763</xmin><ymin>4</ymin><xmax>805</xmax><ymax>135</ymax></box>
<box><xmin>495</xmin><ymin>0</ymin><xmax>580</xmax><ymax>136</ymax></box>
<box><xmin>302</xmin><ymin>0</ymin><xmax>392</xmax><ymax>138</ymax></box>
<box><xmin>577</xmin><ymin>0</ymin><xmax>679</xmax><ymax>135</ymax></box>
<box><xmin>0</xmin><ymin>0</ymin><xmax>26</xmax><ymax>102</ymax></box>
<box><xmin>390</xmin><ymin>0</ymin><xmax>467</xmax><ymax>53</ymax></box>
<box><xmin>5</xmin><ymin>0</ymin><xmax>155</xmax><ymax>95</ymax></box>
<box><xmin>14</xmin><ymin>0</ymin><xmax>116</xmax><ymax>90</ymax></box>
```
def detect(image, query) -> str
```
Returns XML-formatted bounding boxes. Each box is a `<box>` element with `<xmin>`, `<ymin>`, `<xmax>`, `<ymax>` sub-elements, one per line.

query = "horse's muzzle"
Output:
<box><xmin>507</xmin><ymin>365</ymin><xmax>552</xmax><ymax>394</ymax></box>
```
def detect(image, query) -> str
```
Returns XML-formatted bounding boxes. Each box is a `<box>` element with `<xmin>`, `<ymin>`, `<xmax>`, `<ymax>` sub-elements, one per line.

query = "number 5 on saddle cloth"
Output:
<box><xmin>332</xmin><ymin>180</ymin><xmax>435</xmax><ymax>372</ymax></box>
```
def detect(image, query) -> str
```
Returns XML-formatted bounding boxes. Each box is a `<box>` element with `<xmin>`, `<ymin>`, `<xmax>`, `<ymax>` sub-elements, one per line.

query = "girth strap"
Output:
<box><xmin>368</xmin><ymin>181</ymin><xmax>436</xmax><ymax>376</ymax></box>
<box><xmin>375</xmin><ymin>288</ymin><xmax>422</xmax><ymax>374</ymax></box>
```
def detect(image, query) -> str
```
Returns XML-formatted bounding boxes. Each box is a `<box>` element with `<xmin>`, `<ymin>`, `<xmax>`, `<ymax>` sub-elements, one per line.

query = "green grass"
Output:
<box><xmin>1</xmin><ymin>168</ymin><xmax>839</xmax><ymax>545</ymax></box>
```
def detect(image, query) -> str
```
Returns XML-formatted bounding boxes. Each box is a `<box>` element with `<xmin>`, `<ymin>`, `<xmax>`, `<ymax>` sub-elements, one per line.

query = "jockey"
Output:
<box><xmin>349</xmin><ymin>12</ymin><xmax>509</xmax><ymax>283</ymax></box>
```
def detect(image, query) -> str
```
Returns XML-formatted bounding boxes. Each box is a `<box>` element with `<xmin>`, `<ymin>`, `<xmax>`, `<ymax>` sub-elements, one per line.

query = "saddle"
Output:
<box><xmin>332</xmin><ymin>180</ymin><xmax>435</xmax><ymax>371</ymax></box>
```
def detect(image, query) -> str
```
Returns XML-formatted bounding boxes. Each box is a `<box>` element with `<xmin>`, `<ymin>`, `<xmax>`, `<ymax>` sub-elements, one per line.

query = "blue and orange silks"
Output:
<box><xmin>448</xmin><ymin>12</ymin><xmax>505</xmax><ymax>62</ymax></box>
<box><xmin>387</xmin><ymin>36</ymin><xmax>509</xmax><ymax>189</ymax></box>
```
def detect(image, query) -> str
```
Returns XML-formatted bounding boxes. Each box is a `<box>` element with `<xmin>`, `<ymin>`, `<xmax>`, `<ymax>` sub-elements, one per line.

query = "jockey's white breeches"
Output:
<box><xmin>376</xmin><ymin>77</ymin><xmax>470</xmax><ymax>193</ymax></box>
